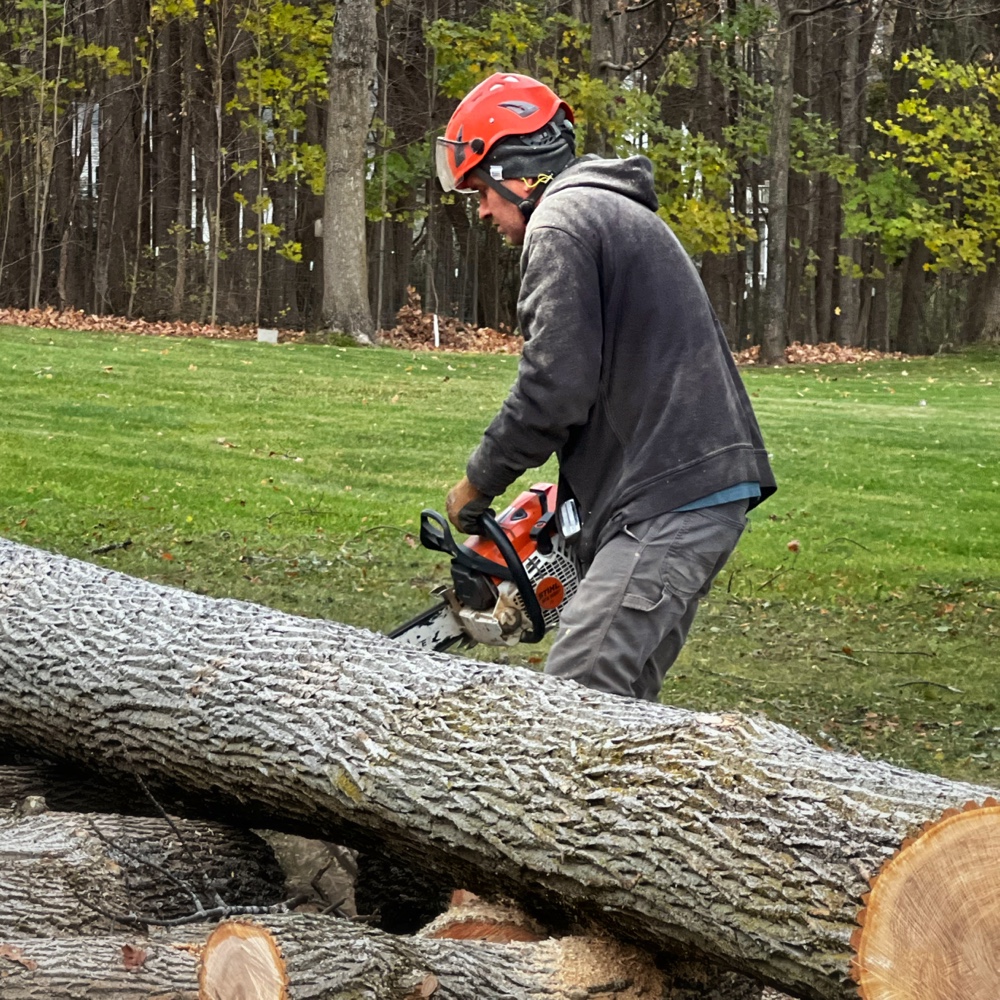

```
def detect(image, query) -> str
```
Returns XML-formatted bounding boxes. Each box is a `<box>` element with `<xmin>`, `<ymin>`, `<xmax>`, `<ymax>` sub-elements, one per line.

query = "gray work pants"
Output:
<box><xmin>544</xmin><ymin>499</ymin><xmax>748</xmax><ymax>701</ymax></box>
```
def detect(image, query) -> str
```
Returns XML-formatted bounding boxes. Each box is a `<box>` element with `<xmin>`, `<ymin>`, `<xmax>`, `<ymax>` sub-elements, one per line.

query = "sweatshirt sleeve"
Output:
<box><xmin>466</xmin><ymin>223</ymin><xmax>604</xmax><ymax>497</ymax></box>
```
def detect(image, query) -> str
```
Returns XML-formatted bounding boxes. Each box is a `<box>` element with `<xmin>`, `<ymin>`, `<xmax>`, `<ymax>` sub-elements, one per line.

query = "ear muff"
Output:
<box><xmin>471</xmin><ymin>166</ymin><xmax>553</xmax><ymax>225</ymax></box>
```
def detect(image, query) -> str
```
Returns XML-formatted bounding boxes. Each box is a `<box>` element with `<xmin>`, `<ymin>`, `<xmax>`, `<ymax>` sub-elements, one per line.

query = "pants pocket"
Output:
<box><xmin>621</xmin><ymin>504</ymin><xmax>746</xmax><ymax>610</ymax></box>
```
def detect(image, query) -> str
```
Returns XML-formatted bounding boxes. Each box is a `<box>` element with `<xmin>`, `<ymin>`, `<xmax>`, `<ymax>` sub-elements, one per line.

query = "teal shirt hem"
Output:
<box><xmin>673</xmin><ymin>482</ymin><xmax>761</xmax><ymax>512</ymax></box>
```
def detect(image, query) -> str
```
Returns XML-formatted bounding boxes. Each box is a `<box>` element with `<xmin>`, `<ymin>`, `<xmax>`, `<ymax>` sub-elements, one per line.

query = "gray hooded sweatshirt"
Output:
<box><xmin>467</xmin><ymin>155</ymin><xmax>776</xmax><ymax>563</ymax></box>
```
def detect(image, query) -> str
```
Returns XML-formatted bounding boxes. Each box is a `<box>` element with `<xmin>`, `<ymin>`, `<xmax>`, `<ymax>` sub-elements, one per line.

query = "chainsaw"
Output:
<box><xmin>389</xmin><ymin>483</ymin><xmax>582</xmax><ymax>653</ymax></box>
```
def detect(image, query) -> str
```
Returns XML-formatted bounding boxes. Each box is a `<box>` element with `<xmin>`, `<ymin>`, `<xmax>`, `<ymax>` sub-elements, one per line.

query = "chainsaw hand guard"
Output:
<box><xmin>476</xmin><ymin>513</ymin><xmax>547</xmax><ymax>644</ymax></box>
<box><xmin>419</xmin><ymin>510</ymin><xmax>512</xmax><ymax>582</ymax></box>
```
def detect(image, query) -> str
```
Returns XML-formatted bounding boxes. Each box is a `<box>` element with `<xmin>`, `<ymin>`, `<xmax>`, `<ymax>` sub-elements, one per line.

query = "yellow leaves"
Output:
<box><xmin>863</xmin><ymin>47</ymin><xmax>1000</xmax><ymax>272</ymax></box>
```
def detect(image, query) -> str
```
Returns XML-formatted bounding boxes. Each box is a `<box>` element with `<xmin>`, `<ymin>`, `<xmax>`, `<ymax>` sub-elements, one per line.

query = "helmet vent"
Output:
<box><xmin>499</xmin><ymin>100</ymin><xmax>540</xmax><ymax>118</ymax></box>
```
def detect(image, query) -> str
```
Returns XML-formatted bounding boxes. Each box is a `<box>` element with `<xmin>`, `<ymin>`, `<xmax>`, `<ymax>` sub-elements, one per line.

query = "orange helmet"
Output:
<box><xmin>436</xmin><ymin>72</ymin><xmax>575</xmax><ymax>193</ymax></box>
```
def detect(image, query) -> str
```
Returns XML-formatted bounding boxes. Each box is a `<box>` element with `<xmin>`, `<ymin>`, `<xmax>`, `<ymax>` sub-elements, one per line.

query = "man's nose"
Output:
<box><xmin>477</xmin><ymin>194</ymin><xmax>490</xmax><ymax>220</ymax></box>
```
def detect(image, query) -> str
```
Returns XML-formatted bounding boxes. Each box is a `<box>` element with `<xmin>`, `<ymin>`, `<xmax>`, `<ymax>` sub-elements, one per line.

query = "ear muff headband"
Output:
<box><xmin>471</xmin><ymin>168</ymin><xmax>554</xmax><ymax>223</ymax></box>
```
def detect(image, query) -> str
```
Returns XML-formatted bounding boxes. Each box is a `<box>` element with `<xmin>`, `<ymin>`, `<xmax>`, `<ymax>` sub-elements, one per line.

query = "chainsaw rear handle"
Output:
<box><xmin>418</xmin><ymin>508</ymin><xmax>546</xmax><ymax>644</ymax></box>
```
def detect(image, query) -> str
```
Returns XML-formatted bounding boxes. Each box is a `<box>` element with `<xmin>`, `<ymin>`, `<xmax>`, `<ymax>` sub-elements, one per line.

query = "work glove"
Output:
<box><xmin>446</xmin><ymin>476</ymin><xmax>493</xmax><ymax>534</ymax></box>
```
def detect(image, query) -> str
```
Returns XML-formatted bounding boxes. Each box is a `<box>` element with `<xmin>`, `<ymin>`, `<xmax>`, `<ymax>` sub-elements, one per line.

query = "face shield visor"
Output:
<box><xmin>435</xmin><ymin>137</ymin><xmax>480</xmax><ymax>194</ymax></box>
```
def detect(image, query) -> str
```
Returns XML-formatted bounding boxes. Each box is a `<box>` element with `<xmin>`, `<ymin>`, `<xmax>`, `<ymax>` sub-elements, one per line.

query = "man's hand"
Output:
<box><xmin>446</xmin><ymin>476</ymin><xmax>493</xmax><ymax>534</ymax></box>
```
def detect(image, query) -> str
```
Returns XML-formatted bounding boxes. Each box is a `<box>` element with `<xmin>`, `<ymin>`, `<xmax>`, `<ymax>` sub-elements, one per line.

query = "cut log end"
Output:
<box><xmin>851</xmin><ymin>802</ymin><xmax>1000</xmax><ymax>999</ymax></box>
<box><xmin>199</xmin><ymin>921</ymin><xmax>289</xmax><ymax>1000</ymax></box>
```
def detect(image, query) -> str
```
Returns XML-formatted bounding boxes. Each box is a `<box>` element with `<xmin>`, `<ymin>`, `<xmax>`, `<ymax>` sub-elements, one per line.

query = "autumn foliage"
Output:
<box><xmin>0</xmin><ymin>300</ymin><xmax>909</xmax><ymax>365</ymax></box>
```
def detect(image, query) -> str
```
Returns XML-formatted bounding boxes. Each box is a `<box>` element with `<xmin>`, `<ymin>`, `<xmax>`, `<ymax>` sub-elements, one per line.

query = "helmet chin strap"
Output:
<box><xmin>472</xmin><ymin>168</ymin><xmax>548</xmax><ymax>223</ymax></box>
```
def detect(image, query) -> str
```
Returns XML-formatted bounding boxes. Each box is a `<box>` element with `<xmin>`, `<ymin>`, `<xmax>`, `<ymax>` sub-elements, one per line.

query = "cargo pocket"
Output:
<box><xmin>660</xmin><ymin>503</ymin><xmax>747</xmax><ymax>600</ymax></box>
<box><xmin>621</xmin><ymin>588</ymin><xmax>669</xmax><ymax>613</ymax></box>
<box><xmin>619</xmin><ymin>512</ymin><xmax>691</xmax><ymax>612</ymax></box>
<box><xmin>622</xmin><ymin>504</ymin><xmax>747</xmax><ymax>611</ymax></box>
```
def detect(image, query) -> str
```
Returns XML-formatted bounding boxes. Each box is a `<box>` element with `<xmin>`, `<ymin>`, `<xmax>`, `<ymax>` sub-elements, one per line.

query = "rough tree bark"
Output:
<box><xmin>0</xmin><ymin>538</ymin><xmax>998</xmax><ymax>1000</ymax></box>
<box><xmin>962</xmin><ymin>258</ymin><xmax>1000</xmax><ymax>344</ymax></box>
<box><xmin>0</xmin><ymin>765</ymin><xmax>780</xmax><ymax>999</ymax></box>
<box><xmin>0</xmin><ymin>805</ymin><xmax>285</xmax><ymax>936</ymax></box>
<box><xmin>0</xmin><ymin>912</ymin><xmax>791</xmax><ymax>1000</ymax></box>
<box><xmin>320</xmin><ymin>0</ymin><xmax>376</xmax><ymax>344</ymax></box>
<box><xmin>0</xmin><ymin>759</ymin><xmax>201</xmax><ymax>817</ymax></box>
<box><xmin>0</xmin><ymin>759</ymin><xmax>363</xmax><ymax>923</ymax></box>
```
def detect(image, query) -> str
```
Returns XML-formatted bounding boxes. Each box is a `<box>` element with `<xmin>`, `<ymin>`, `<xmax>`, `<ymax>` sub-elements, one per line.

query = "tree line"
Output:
<box><xmin>1</xmin><ymin>0</ymin><xmax>998</xmax><ymax>357</ymax></box>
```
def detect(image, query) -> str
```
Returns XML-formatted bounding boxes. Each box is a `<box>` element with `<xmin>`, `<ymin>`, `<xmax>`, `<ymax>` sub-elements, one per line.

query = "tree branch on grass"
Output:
<box><xmin>894</xmin><ymin>680</ymin><xmax>964</xmax><ymax>693</ymax></box>
<box><xmin>851</xmin><ymin>649</ymin><xmax>937</xmax><ymax>657</ymax></box>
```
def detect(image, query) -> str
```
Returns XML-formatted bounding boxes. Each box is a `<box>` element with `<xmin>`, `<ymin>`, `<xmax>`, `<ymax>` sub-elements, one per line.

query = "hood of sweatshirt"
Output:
<box><xmin>539</xmin><ymin>154</ymin><xmax>660</xmax><ymax>214</ymax></box>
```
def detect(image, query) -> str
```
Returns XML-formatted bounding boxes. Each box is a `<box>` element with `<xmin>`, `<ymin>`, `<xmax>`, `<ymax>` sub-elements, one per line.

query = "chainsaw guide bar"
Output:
<box><xmin>388</xmin><ymin>600</ymin><xmax>467</xmax><ymax>653</ymax></box>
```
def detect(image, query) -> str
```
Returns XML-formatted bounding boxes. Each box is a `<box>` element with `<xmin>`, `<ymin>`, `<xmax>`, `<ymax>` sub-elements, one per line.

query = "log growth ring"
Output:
<box><xmin>199</xmin><ymin>920</ymin><xmax>289</xmax><ymax>1000</ymax></box>
<box><xmin>851</xmin><ymin>799</ymin><xmax>1000</xmax><ymax>999</ymax></box>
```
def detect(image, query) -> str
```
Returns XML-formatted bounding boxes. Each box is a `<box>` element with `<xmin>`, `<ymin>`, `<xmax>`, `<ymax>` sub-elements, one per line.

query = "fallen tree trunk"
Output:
<box><xmin>1</xmin><ymin>538</ymin><xmax>997</xmax><ymax>1000</ymax></box>
<box><xmin>0</xmin><ymin>805</ymin><xmax>286</xmax><ymax>935</ymax></box>
<box><xmin>0</xmin><ymin>913</ymin><xmax>781</xmax><ymax>1000</ymax></box>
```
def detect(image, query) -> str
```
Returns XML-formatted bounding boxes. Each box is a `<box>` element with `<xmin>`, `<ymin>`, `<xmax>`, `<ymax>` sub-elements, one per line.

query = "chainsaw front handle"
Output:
<box><xmin>419</xmin><ymin>509</ymin><xmax>513</xmax><ymax>582</ymax></box>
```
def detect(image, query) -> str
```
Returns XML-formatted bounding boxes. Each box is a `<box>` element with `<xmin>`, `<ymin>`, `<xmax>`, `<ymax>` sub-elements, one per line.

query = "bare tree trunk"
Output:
<box><xmin>1</xmin><ymin>538</ymin><xmax>998</xmax><ymax>1000</ymax></box>
<box><xmin>127</xmin><ymin>56</ymin><xmax>154</xmax><ymax>319</ymax></box>
<box><xmin>834</xmin><ymin>5</ymin><xmax>863</xmax><ymax>346</ymax></box>
<box><xmin>321</xmin><ymin>0</ymin><xmax>376</xmax><ymax>344</ymax></box>
<box><xmin>585</xmin><ymin>0</ymin><xmax>625</xmax><ymax>156</ymax></box>
<box><xmin>93</xmin><ymin>0</ymin><xmax>143</xmax><ymax>315</ymax></box>
<box><xmin>209</xmin><ymin>0</ymin><xmax>225</xmax><ymax>326</ymax></box>
<box><xmin>697</xmin><ymin>39</ymin><xmax>739</xmax><ymax>345</ymax></box>
<box><xmin>56</xmin><ymin>102</ymin><xmax>95</xmax><ymax>309</ymax></box>
<box><xmin>28</xmin><ymin>0</ymin><xmax>51</xmax><ymax>309</ymax></box>
<box><xmin>814</xmin><ymin>10</ymin><xmax>840</xmax><ymax>344</ymax></box>
<box><xmin>759</xmin><ymin>0</ymin><xmax>793</xmax><ymax>365</ymax></box>
<box><xmin>895</xmin><ymin>242</ymin><xmax>930</xmax><ymax>353</ymax></box>
<box><xmin>786</xmin><ymin>14</ymin><xmax>813</xmax><ymax>345</ymax></box>
<box><xmin>962</xmin><ymin>257</ymin><xmax>1000</xmax><ymax>343</ymax></box>
<box><xmin>172</xmin><ymin>26</ymin><xmax>194</xmax><ymax>319</ymax></box>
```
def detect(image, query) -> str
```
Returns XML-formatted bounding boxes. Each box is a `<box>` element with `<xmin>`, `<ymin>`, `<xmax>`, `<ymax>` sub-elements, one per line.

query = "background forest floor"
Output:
<box><xmin>0</xmin><ymin>301</ymin><xmax>910</xmax><ymax>363</ymax></box>
<box><xmin>1</xmin><ymin>324</ymin><xmax>997</xmax><ymax>788</ymax></box>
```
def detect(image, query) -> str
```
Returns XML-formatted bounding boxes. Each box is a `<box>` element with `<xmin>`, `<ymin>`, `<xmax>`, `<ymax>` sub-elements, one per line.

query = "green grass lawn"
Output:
<box><xmin>2</xmin><ymin>326</ymin><xmax>998</xmax><ymax>786</ymax></box>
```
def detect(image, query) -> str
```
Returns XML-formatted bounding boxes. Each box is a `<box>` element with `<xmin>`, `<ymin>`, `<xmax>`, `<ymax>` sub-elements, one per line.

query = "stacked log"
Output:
<box><xmin>1</xmin><ymin>537</ymin><xmax>998</xmax><ymax>999</ymax></box>
<box><xmin>0</xmin><ymin>794</ymin><xmax>763</xmax><ymax>1000</ymax></box>
<box><xmin>1</xmin><ymin>913</ymin><xmax>769</xmax><ymax>1000</ymax></box>
<box><xmin>0</xmin><ymin>806</ymin><xmax>285</xmax><ymax>936</ymax></box>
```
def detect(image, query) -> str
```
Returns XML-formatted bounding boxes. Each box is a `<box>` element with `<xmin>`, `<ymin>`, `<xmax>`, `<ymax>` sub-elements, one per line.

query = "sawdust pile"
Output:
<box><xmin>377</xmin><ymin>287</ymin><xmax>521</xmax><ymax>355</ymax></box>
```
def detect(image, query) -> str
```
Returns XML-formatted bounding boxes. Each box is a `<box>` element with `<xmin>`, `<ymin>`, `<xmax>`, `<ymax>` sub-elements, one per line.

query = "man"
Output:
<box><xmin>436</xmin><ymin>72</ymin><xmax>776</xmax><ymax>702</ymax></box>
